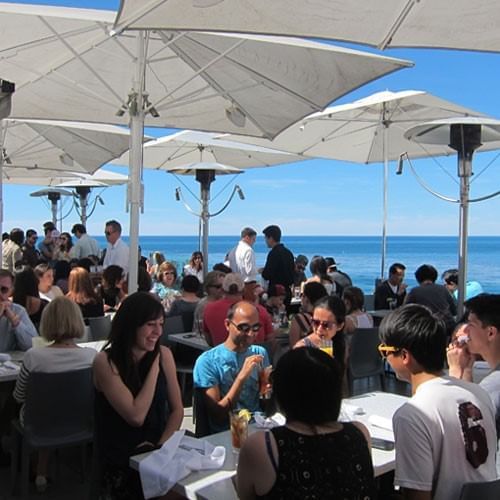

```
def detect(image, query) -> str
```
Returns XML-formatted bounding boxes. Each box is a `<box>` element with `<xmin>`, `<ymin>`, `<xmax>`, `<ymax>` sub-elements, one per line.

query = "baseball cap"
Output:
<box><xmin>222</xmin><ymin>273</ymin><xmax>245</xmax><ymax>293</ymax></box>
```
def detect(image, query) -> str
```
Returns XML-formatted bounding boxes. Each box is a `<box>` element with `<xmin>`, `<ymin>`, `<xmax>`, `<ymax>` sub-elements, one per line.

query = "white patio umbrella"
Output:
<box><xmin>405</xmin><ymin>118</ymin><xmax>500</xmax><ymax>316</ymax></box>
<box><xmin>0</xmin><ymin>2</ymin><xmax>411</xmax><ymax>291</ymax></box>
<box><xmin>114</xmin><ymin>130</ymin><xmax>303</xmax><ymax>265</ymax></box>
<box><xmin>6</xmin><ymin>168</ymin><xmax>128</xmax><ymax>228</ymax></box>
<box><xmin>114</xmin><ymin>0</ymin><xmax>500</xmax><ymax>53</ymax></box>
<box><xmin>225</xmin><ymin>89</ymin><xmax>492</xmax><ymax>279</ymax></box>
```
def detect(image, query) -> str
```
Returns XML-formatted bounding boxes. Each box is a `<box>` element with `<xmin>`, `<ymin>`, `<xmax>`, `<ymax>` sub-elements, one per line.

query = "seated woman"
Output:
<box><xmin>183</xmin><ymin>251</ymin><xmax>204</xmax><ymax>284</ymax></box>
<box><xmin>294</xmin><ymin>295</ymin><xmax>346</xmax><ymax>371</ymax></box>
<box><xmin>167</xmin><ymin>275</ymin><xmax>200</xmax><ymax>330</ymax></box>
<box><xmin>34</xmin><ymin>263</ymin><xmax>63</xmax><ymax>302</ymax></box>
<box><xmin>93</xmin><ymin>292</ymin><xmax>184</xmax><ymax>499</ymax></box>
<box><xmin>54</xmin><ymin>260</ymin><xmax>71</xmax><ymax>294</ymax></box>
<box><xmin>304</xmin><ymin>256</ymin><xmax>335</xmax><ymax>296</ymax></box>
<box><xmin>66</xmin><ymin>266</ymin><xmax>104</xmax><ymax>319</ymax></box>
<box><xmin>53</xmin><ymin>232</ymin><xmax>73</xmax><ymax>262</ymax></box>
<box><xmin>342</xmin><ymin>286</ymin><xmax>374</xmax><ymax>335</ymax></box>
<box><xmin>288</xmin><ymin>282</ymin><xmax>327</xmax><ymax>347</ymax></box>
<box><xmin>237</xmin><ymin>347</ymin><xmax>375</xmax><ymax>499</ymax></box>
<box><xmin>152</xmin><ymin>261</ymin><xmax>180</xmax><ymax>313</ymax></box>
<box><xmin>13</xmin><ymin>267</ymin><xmax>48</xmax><ymax>328</ymax></box>
<box><xmin>13</xmin><ymin>297</ymin><xmax>96</xmax><ymax>492</ymax></box>
<box><xmin>97</xmin><ymin>265</ymin><xmax>126</xmax><ymax>312</ymax></box>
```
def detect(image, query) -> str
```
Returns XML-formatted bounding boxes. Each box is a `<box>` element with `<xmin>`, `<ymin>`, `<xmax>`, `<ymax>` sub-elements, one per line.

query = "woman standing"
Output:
<box><xmin>183</xmin><ymin>251</ymin><xmax>204</xmax><ymax>284</ymax></box>
<box><xmin>237</xmin><ymin>347</ymin><xmax>375</xmax><ymax>499</ymax></box>
<box><xmin>93</xmin><ymin>292</ymin><xmax>183</xmax><ymax>499</ymax></box>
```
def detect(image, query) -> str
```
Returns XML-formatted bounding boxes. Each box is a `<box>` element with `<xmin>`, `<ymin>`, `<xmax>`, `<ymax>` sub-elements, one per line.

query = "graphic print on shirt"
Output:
<box><xmin>458</xmin><ymin>401</ymin><xmax>489</xmax><ymax>468</ymax></box>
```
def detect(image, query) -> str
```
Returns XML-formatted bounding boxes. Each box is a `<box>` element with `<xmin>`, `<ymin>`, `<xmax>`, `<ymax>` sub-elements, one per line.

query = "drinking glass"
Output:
<box><xmin>319</xmin><ymin>338</ymin><xmax>333</xmax><ymax>357</ymax></box>
<box><xmin>229</xmin><ymin>410</ymin><xmax>249</xmax><ymax>455</ymax></box>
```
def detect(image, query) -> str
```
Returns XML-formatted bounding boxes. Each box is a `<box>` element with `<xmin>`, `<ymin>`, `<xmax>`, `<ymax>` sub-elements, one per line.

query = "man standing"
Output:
<box><xmin>70</xmin><ymin>223</ymin><xmax>100</xmax><ymax>260</ymax></box>
<box><xmin>261</xmin><ymin>225</ymin><xmax>294</xmax><ymax>305</ymax></box>
<box><xmin>194</xmin><ymin>301</ymin><xmax>270</xmax><ymax>433</ymax></box>
<box><xmin>21</xmin><ymin>229</ymin><xmax>40</xmax><ymax>268</ymax></box>
<box><xmin>2</xmin><ymin>228</ymin><xmax>24</xmax><ymax>272</ymax></box>
<box><xmin>448</xmin><ymin>294</ymin><xmax>500</xmax><ymax>437</ymax></box>
<box><xmin>374</xmin><ymin>262</ymin><xmax>407</xmax><ymax>310</ymax></box>
<box><xmin>226</xmin><ymin>227</ymin><xmax>258</xmax><ymax>283</ymax></box>
<box><xmin>103</xmin><ymin>220</ymin><xmax>129</xmax><ymax>273</ymax></box>
<box><xmin>0</xmin><ymin>270</ymin><xmax>38</xmax><ymax>352</ymax></box>
<box><xmin>380</xmin><ymin>304</ymin><xmax>497</xmax><ymax>500</ymax></box>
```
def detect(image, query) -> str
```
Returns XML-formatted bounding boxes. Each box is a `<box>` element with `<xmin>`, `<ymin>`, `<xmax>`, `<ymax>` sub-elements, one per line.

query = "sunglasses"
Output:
<box><xmin>0</xmin><ymin>286</ymin><xmax>11</xmax><ymax>294</ymax></box>
<box><xmin>311</xmin><ymin>318</ymin><xmax>337</xmax><ymax>330</ymax></box>
<box><xmin>209</xmin><ymin>284</ymin><xmax>222</xmax><ymax>289</ymax></box>
<box><xmin>164</xmin><ymin>271</ymin><xmax>175</xmax><ymax>276</ymax></box>
<box><xmin>378</xmin><ymin>343</ymin><xmax>401</xmax><ymax>358</ymax></box>
<box><xmin>105</xmin><ymin>231</ymin><xmax>114</xmax><ymax>236</ymax></box>
<box><xmin>230</xmin><ymin>320</ymin><xmax>261</xmax><ymax>334</ymax></box>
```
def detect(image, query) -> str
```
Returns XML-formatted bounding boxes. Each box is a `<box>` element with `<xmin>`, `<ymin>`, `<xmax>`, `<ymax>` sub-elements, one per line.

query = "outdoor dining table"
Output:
<box><xmin>130</xmin><ymin>391</ymin><xmax>410</xmax><ymax>500</ymax></box>
<box><xmin>168</xmin><ymin>333</ymin><xmax>211</xmax><ymax>352</ymax></box>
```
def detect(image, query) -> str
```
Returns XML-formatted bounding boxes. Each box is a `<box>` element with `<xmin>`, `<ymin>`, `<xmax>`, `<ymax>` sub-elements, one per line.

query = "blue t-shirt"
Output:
<box><xmin>194</xmin><ymin>343</ymin><xmax>270</xmax><ymax>431</ymax></box>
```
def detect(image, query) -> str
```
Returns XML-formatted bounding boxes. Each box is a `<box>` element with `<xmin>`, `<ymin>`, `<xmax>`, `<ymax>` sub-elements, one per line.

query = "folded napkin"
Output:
<box><xmin>339</xmin><ymin>403</ymin><xmax>365</xmax><ymax>421</ymax></box>
<box><xmin>0</xmin><ymin>353</ymin><xmax>11</xmax><ymax>363</ymax></box>
<box><xmin>139</xmin><ymin>430</ymin><xmax>226</xmax><ymax>499</ymax></box>
<box><xmin>368</xmin><ymin>415</ymin><xmax>393</xmax><ymax>431</ymax></box>
<box><xmin>0</xmin><ymin>360</ymin><xmax>20</xmax><ymax>376</ymax></box>
<box><xmin>254</xmin><ymin>412</ymin><xmax>286</xmax><ymax>429</ymax></box>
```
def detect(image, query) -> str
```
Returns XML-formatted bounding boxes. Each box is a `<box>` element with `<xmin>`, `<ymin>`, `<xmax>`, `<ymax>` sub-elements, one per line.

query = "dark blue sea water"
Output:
<box><xmin>94</xmin><ymin>235</ymin><xmax>500</xmax><ymax>294</ymax></box>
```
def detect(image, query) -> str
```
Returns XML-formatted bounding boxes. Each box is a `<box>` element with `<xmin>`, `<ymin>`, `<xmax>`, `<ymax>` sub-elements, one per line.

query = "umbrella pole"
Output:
<box><xmin>128</xmin><ymin>31</ymin><xmax>146</xmax><ymax>293</ymax></box>
<box><xmin>0</xmin><ymin>120</ymin><xmax>4</xmax><ymax>262</ymax></box>
<box><xmin>450</xmin><ymin>123</ymin><xmax>481</xmax><ymax>318</ymax></box>
<box><xmin>381</xmin><ymin>122</ymin><xmax>389</xmax><ymax>280</ymax></box>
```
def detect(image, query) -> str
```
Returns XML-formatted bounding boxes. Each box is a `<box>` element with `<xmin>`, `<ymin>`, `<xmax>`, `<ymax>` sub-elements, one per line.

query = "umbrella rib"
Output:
<box><xmin>378</xmin><ymin>0</ymin><xmax>418</xmax><ymax>50</ymax></box>
<box><xmin>113</xmin><ymin>0</ymin><xmax>167</xmax><ymax>34</ymax></box>
<box><xmin>39</xmin><ymin>17</ymin><xmax>126</xmax><ymax>105</ymax></box>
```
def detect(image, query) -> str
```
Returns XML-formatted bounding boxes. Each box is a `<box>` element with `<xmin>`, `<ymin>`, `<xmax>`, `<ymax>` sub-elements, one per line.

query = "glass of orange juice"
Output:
<box><xmin>319</xmin><ymin>338</ymin><xmax>333</xmax><ymax>357</ymax></box>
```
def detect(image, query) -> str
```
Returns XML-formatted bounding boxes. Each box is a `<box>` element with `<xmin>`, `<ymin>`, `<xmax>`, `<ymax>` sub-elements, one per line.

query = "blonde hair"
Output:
<box><xmin>40</xmin><ymin>296</ymin><xmax>85</xmax><ymax>341</ymax></box>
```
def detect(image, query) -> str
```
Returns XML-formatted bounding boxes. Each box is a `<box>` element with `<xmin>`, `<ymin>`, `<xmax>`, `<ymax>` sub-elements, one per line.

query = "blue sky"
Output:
<box><xmin>4</xmin><ymin>0</ymin><xmax>500</xmax><ymax>237</ymax></box>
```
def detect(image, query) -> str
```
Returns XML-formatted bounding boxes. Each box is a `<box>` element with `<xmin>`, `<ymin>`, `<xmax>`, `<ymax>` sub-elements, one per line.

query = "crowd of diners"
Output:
<box><xmin>0</xmin><ymin>222</ymin><xmax>498</xmax><ymax>499</ymax></box>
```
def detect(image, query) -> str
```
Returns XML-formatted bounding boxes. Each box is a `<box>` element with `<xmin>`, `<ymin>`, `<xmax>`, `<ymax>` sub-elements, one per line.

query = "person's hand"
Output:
<box><xmin>398</xmin><ymin>283</ymin><xmax>408</xmax><ymax>294</ymax></box>
<box><xmin>237</xmin><ymin>354</ymin><xmax>264</xmax><ymax>382</ymax></box>
<box><xmin>3</xmin><ymin>302</ymin><xmax>20</xmax><ymax>327</ymax></box>
<box><xmin>447</xmin><ymin>342</ymin><xmax>474</xmax><ymax>376</ymax></box>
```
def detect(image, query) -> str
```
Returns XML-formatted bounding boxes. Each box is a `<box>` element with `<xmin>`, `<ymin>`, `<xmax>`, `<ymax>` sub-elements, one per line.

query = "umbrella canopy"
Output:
<box><xmin>405</xmin><ymin>117</ymin><xmax>500</xmax><ymax>315</ymax></box>
<box><xmin>3</xmin><ymin>167</ymin><xmax>128</xmax><ymax>187</ymax></box>
<box><xmin>114</xmin><ymin>0</ymin><xmax>500</xmax><ymax>53</ymax></box>
<box><xmin>113</xmin><ymin>130</ymin><xmax>303</xmax><ymax>170</ymax></box>
<box><xmin>226</xmin><ymin>89</ymin><xmax>494</xmax><ymax>278</ymax></box>
<box><xmin>0</xmin><ymin>2</ymin><xmax>411</xmax><ymax>291</ymax></box>
<box><xmin>1</xmin><ymin>119</ymin><xmax>132</xmax><ymax>174</ymax></box>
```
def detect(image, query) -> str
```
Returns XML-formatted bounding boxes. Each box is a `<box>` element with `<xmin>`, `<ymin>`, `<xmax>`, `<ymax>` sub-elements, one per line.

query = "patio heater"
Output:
<box><xmin>405</xmin><ymin>117</ymin><xmax>500</xmax><ymax>317</ymax></box>
<box><xmin>30</xmin><ymin>188</ymin><xmax>72</xmax><ymax>229</ymax></box>
<box><xmin>172</xmin><ymin>162</ymin><xmax>244</xmax><ymax>274</ymax></box>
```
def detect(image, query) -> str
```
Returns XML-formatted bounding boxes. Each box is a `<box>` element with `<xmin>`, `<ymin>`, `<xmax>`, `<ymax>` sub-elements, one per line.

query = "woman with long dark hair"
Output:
<box><xmin>13</xmin><ymin>267</ymin><xmax>48</xmax><ymax>327</ymax></box>
<box><xmin>93</xmin><ymin>292</ymin><xmax>183</xmax><ymax>499</ymax></box>
<box><xmin>237</xmin><ymin>347</ymin><xmax>375</xmax><ymax>499</ymax></box>
<box><xmin>183</xmin><ymin>251</ymin><xmax>204</xmax><ymax>283</ymax></box>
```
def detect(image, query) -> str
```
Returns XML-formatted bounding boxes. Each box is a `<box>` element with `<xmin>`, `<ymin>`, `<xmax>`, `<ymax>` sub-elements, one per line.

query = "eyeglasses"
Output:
<box><xmin>0</xmin><ymin>286</ymin><xmax>11</xmax><ymax>294</ymax></box>
<box><xmin>105</xmin><ymin>231</ymin><xmax>113</xmax><ymax>236</ymax></box>
<box><xmin>209</xmin><ymin>284</ymin><xmax>222</xmax><ymax>289</ymax></box>
<box><xmin>164</xmin><ymin>271</ymin><xmax>175</xmax><ymax>276</ymax></box>
<box><xmin>378</xmin><ymin>343</ymin><xmax>401</xmax><ymax>358</ymax></box>
<box><xmin>311</xmin><ymin>318</ymin><xmax>337</xmax><ymax>330</ymax></box>
<box><xmin>230</xmin><ymin>320</ymin><xmax>261</xmax><ymax>334</ymax></box>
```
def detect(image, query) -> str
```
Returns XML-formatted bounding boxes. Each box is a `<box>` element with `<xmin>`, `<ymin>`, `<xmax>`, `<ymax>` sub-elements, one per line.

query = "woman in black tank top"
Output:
<box><xmin>236</xmin><ymin>347</ymin><xmax>375</xmax><ymax>499</ymax></box>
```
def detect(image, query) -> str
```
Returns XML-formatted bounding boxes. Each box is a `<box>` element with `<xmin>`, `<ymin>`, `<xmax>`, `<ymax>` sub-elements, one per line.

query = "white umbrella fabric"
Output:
<box><xmin>114</xmin><ymin>0</ymin><xmax>500</xmax><ymax>53</ymax></box>
<box><xmin>225</xmin><ymin>89</ymin><xmax>493</xmax><ymax>279</ymax></box>
<box><xmin>0</xmin><ymin>2</ymin><xmax>411</xmax><ymax>291</ymax></box>
<box><xmin>405</xmin><ymin>117</ymin><xmax>500</xmax><ymax>315</ymax></box>
<box><xmin>113</xmin><ymin>129</ymin><xmax>303</xmax><ymax>170</ymax></box>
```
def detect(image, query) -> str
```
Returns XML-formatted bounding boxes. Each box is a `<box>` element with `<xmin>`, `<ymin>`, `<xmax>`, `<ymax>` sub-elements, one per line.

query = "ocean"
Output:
<box><xmin>94</xmin><ymin>235</ymin><xmax>500</xmax><ymax>294</ymax></box>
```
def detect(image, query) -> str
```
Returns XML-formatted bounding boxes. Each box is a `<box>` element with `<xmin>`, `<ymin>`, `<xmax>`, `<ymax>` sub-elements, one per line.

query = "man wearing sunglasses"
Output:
<box><xmin>379</xmin><ymin>304</ymin><xmax>496</xmax><ymax>500</ymax></box>
<box><xmin>103</xmin><ymin>220</ymin><xmax>129</xmax><ymax>273</ymax></box>
<box><xmin>0</xmin><ymin>269</ymin><xmax>38</xmax><ymax>352</ymax></box>
<box><xmin>194</xmin><ymin>301</ymin><xmax>270</xmax><ymax>434</ymax></box>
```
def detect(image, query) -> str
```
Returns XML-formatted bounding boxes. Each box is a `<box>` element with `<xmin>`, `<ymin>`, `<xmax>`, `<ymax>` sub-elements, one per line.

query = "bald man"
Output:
<box><xmin>194</xmin><ymin>301</ymin><xmax>270</xmax><ymax>433</ymax></box>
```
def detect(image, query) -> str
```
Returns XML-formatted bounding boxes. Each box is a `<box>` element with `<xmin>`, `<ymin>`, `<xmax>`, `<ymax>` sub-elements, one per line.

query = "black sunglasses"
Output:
<box><xmin>0</xmin><ymin>286</ymin><xmax>11</xmax><ymax>294</ymax></box>
<box><xmin>311</xmin><ymin>319</ymin><xmax>337</xmax><ymax>330</ymax></box>
<box><xmin>230</xmin><ymin>320</ymin><xmax>261</xmax><ymax>334</ymax></box>
<box><xmin>209</xmin><ymin>284</ymin><xmax>222</xmax><ymax>289</ymax></box>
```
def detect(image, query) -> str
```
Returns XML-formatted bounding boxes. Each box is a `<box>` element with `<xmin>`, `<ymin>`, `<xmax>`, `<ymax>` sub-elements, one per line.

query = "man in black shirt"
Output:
<box><xmin>261</xmin><ymin>225</ymin><xmax>294</xmax><ymax>305</ymax></box>
<box><xmin>374</xmin><ymin>262</ymin><xmax>407</xmax><ymax>310</ymax></box>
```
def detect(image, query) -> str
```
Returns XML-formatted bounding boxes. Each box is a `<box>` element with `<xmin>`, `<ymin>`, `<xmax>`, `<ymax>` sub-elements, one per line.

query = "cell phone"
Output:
<box><xmin>371</xmin><ymin>437</ymin><xmax>395</xmax><ymax>451</ymax></box>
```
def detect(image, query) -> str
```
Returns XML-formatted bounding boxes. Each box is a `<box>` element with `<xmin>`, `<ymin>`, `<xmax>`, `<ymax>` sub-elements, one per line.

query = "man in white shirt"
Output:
<box><xmin>102</xmin><ymin>220</ymin><xmax>129</xmax><ymax>273</ymax></box>
<box><xmin>70</xmin><ymin>223</ymin><xmax>100</xmax><ymax>260</ymax></box>
<box><xmin>226</xmin><ymin>227</ymin><xmax>258</xmax><ymax>283</ymax></box>
<box><xmin>379</xmin><ymin>304</ymin><xmax>497</xmax><ymax>500</ymax></box>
